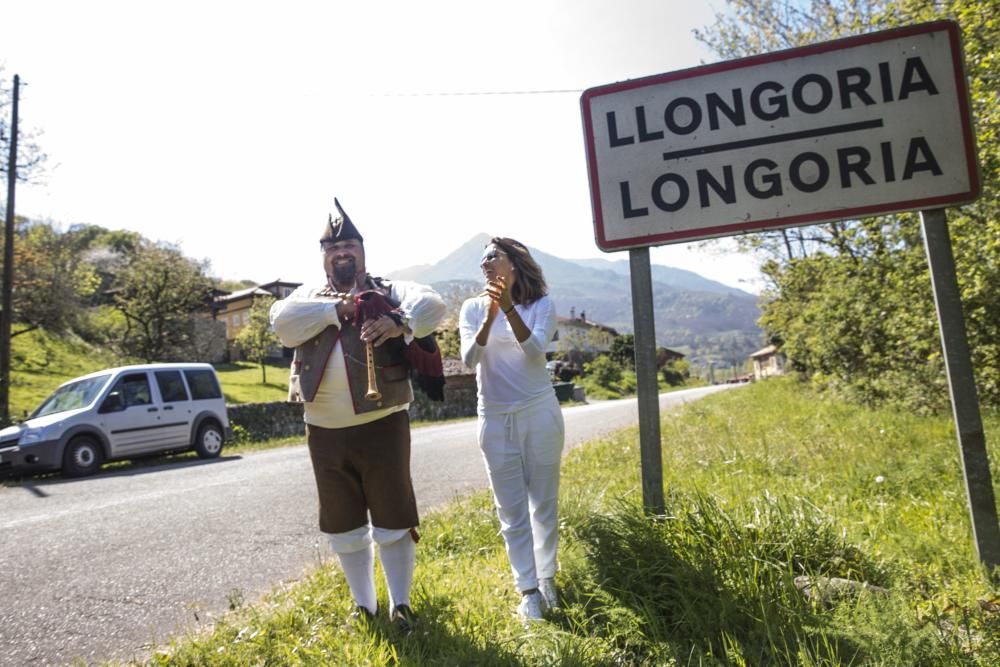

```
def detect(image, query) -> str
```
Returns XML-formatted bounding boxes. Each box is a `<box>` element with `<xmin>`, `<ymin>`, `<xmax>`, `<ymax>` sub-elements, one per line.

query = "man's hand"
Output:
<box><xmin>360</xmin><ymin>315</ymin><xmax>405</xmax><ymax>347</ymax></box>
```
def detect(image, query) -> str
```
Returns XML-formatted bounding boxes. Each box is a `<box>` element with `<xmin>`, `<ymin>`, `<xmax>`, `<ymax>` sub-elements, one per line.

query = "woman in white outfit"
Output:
<box><xmin>459</xmin><ymin>237</ymin><xmax>565</xmax><ymax>621</ymax></box>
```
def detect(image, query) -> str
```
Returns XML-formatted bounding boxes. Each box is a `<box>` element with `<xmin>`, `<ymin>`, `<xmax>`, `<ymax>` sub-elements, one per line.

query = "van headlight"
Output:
<box><xmin>20</xmin><ymin>426</ymin><xmax>52</xmax><ymax>444</ymax></box>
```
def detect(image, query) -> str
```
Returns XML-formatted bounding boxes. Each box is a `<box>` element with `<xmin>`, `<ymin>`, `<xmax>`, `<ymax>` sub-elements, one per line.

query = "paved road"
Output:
<box><xmin>0</xmin><ymin>386</ymin><xmax>731</xmax><ymax>666</ymax></box>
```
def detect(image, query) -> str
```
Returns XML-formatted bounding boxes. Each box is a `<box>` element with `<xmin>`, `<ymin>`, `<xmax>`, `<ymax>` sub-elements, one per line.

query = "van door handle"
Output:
<box><xmin>163</xmin><ymin>406</ymin><xmax>174</xmax><ymax>411</ymax></box>
<box><xmin>147</xmin><ymin>407</ymin><xmax>158</xmax><ymax>412</ymax></box>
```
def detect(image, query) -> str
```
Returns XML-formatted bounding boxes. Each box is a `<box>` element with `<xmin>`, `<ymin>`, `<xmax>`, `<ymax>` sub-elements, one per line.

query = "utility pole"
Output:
<box><xmin>1</xmin><ymin>74</ymin><xmax>19</xmax><ymax>425</ymax></box>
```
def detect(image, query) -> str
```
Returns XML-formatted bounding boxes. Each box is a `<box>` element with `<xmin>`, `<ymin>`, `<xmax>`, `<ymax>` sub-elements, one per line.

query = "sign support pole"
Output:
<box><xmin>920</xmin><ymin>208</ymin><xmax>1000</xmax><ymax>570</ymax></box>
<box><xmin>629</xmin><ymin>247</ymin><xmax>664</xmax><ymax>514</ymax></box>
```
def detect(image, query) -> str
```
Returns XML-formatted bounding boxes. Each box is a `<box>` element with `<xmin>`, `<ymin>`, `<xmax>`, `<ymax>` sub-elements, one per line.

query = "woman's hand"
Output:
<box><xmin>475</xmin><ymin>276</ymin><xmax>505</xmax><ymax>346</ymax></box>
<box><xmin>486</xmin><ymin>275</ymin><xmax>530</xmax><ymax>343</ymax></box>
<box><xmin>485</xmin><ymin>276</ymin><xmax>512</xmax><ymax>314</ymax></box>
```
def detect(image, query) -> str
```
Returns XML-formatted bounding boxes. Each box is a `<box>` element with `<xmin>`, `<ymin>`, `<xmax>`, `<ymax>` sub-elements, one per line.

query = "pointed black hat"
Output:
<box><xmin>322</xmin><ymin>198</ymin><xmax>364</xmax><ymax>244</ymax></box>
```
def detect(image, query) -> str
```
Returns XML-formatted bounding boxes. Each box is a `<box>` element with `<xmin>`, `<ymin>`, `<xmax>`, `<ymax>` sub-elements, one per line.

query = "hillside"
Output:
<box><xmin>8</xmin><ymin>330</ymin><xmax>123</xmax><ymax>420</ymax></box>
<box><xmin>388</xmin><ymin>234</ymin><xmax>764</xmax><ymax>365</ymax></box>
<box><xmin>8</xmin><ymin>331</ymin><xmax>289</xmax><ymax>420</ymax></box>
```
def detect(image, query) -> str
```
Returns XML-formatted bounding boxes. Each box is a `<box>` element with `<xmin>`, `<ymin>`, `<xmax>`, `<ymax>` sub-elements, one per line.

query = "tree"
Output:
<box><xmin>661</xmin><ymin>359</ymin><xmax>691</xmax><ymax>387</ymax></box>
<box><xmin>67</xmin><ymin>225</ymin><xmax>144</xmax><ymax>313</ymax></box>
<box><xmin>609</xmin><ymin>334</ymin><xmax>635</xmax><ymax>370</ymax></box>
<box><xmin>584</xmin><ymin>354</ymin><xmax>622</xmax><ymax>389</ymax></box>
<box><xmin>234</xmin><ymin>295</ymin><xmax>280</xmax><ymax>383</ymax></box>
<box><xmin>110</xmin><ymin>242</ymin><xmax>215</xmax><ymax>362</ymax></box>
<box><xmin>5</xmin><ymin>218</ymin><xmax>100</xmax><ymax>336</ymax></box>
<box><xmin>696</xmin><ymin>0</ymin><xmax>1000</xmax><ymax>411</ymax></box>
<box><xmin>436</xmin><ymin>326</ymin><xmax>461</xmax><ymax>359</ymax></box>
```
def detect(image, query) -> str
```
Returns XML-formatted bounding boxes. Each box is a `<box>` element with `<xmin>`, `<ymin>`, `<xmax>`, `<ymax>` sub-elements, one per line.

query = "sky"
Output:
<box><xmin>1</xmin><ymin>0</ymin><xmax>764</xmax><ymax>294</ymax></box>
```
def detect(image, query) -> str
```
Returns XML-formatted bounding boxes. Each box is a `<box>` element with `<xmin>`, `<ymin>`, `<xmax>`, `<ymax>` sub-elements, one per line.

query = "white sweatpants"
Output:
<box><xmin>478</xmin><ymin>396</ymin><xmax>565</xmax><ymax>592</ymax></box>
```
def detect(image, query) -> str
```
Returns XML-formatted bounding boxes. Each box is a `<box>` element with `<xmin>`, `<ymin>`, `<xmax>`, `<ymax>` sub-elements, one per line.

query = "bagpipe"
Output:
<box><xmin>346</xmin><ymin>289</ymin><xmax>445</xmax><ymax>402</ymax></box>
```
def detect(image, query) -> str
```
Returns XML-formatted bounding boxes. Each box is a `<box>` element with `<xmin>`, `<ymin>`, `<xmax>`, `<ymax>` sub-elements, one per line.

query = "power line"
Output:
<box><xmin>372</xmin><ymin>87</ymin><xmax>584</xmax><ymax>97</ymax></box>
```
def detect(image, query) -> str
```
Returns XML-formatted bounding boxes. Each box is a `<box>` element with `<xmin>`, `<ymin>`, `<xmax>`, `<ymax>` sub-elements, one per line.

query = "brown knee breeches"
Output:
<box><xmin>306</xmin><ymin>410</ymin><xmax>420</xmax><ymax>534</ymax></box>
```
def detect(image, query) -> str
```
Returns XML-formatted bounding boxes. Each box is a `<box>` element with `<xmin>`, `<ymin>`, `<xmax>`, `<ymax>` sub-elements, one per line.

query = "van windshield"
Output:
<box><xmin>32</xmin><ymin>374</ymin><xmax>112</xmax><ymax>418</ymax></box>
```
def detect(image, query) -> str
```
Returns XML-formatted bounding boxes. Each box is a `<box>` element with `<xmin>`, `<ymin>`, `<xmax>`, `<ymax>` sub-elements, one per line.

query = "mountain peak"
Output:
<box><xmin>388</xmin><ymin>233</ymin><xmax>491</xmax><ymax>282</ymax></box>
<box><xmin>388</xmin><ymin>233</ymin><xmax>749</xmax><ymax>297</ymax></box>
<box><xmin>386</xmin><ymin>233</ymin><xmax>762</xmax><ymax>364</ymax></box>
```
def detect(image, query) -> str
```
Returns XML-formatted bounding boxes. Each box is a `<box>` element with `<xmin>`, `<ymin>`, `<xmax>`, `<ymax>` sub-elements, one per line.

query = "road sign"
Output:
<box><xmin>581</xmin><ymin>21</ymin><xmax>979</xmax><ymax>251</ymax></box>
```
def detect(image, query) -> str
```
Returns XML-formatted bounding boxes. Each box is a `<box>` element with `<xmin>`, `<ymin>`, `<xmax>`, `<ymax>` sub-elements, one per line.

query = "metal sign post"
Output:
<box><xmin>629</xmin><ymin>247</ymin><xmax>664</xmax><ymax>514</ymax></box>
<box><xmin>920</xmin><ymin>208</ymin><xmax>1000</xmax><ymax>569</ymax></box>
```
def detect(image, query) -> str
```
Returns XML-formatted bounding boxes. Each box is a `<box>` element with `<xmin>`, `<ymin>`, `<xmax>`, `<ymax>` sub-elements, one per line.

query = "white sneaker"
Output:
<box><xmin>538</xmin><ymin>577</ymin><xmax>559</xmax><ymax>610</ymax></box>
<box><xmin>517</xmin><ymin>590</ymin><xmax>547</xmax><ymax>621</ymax></box>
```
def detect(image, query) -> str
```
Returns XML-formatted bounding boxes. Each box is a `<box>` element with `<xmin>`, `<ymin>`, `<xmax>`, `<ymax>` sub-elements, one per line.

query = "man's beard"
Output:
<box><xmin>332</xmin><ymin>259</ymin><xmax>357</xmax><ymax>287</ymax></box>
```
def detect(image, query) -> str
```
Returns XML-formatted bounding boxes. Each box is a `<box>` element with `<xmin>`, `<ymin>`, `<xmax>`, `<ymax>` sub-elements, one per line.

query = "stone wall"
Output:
<box><xmin>409</xmin><ymin>381</ymin><xmax>478</xmax><ymax>422</ymax></box>
<box><xmin>226</xmin><ymin>401</ymin><xmax>305</xmax><ymax>442</ymax></box>
<box><xmin>225</xmin><ymin>381</ymin><xmax>479</xmax><ymax>442</ymax></box>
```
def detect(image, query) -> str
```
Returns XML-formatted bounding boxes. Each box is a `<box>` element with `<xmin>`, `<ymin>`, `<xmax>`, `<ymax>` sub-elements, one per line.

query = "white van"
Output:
<box><xmin>0</xmin><ymin>363</ymin><xmax>231</xmax><ymax>478</ymax></box>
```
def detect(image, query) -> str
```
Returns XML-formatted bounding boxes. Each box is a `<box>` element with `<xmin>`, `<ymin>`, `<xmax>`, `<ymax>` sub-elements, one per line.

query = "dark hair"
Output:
<box><xmin>489</xmin><ymin>237</ymin><xmax>547</xmax><ymax>306</ymax></box>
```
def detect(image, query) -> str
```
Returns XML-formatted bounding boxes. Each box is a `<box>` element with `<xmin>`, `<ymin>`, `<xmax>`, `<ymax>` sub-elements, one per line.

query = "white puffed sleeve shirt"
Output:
<box><xmin>270</xmin><ymin>278</ymin><xmax>446</xmax><ymax>428</ymax></box>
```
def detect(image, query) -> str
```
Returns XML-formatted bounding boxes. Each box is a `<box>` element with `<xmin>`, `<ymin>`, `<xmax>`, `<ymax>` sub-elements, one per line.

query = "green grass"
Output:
<box><xmin>9</xmin><ymin>329</ymin><xmax>122</xmax><ymax>419</ymax></box>
<box><xmin>213</xmin><ymin>361</ymin><xmax>290</xmax><ymax>404</ymax></box>
<box><xmin>134</xmin><ymin>377</ymin><xmax>1000</xmax><ymax>666</ymax></box>
<box><xmin>577</xmin><ymin>368</ymin><xmax>707</xmax><ymax>400</ymax></box>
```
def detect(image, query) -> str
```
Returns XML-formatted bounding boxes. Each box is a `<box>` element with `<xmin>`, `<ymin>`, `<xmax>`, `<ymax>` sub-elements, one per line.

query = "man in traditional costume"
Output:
<box><xmin>270</xmin><ymin>199</ymin><xmax>445</xmax><ymax>633</ymax></box>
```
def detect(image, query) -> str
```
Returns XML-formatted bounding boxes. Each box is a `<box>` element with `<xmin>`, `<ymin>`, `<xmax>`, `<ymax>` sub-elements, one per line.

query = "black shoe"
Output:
<box><xmin>390</xmin><ymin>604</ymin><xmax>417</xmax><ymax>635</ymax></box>
<box><xmin>348</xmin><ymin>604</ymin><xmax>377</xmax><ymax>628</ymax></box>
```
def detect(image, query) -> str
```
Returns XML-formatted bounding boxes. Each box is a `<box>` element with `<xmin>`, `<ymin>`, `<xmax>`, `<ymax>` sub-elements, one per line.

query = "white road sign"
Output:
<box><xmin>581</xmin><ymin>21</ymin><xmax>980</xmax><ymax>251</ymax></box>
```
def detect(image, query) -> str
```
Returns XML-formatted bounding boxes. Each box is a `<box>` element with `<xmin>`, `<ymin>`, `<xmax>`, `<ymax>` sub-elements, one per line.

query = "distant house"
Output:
<box><xmin>442</xmin><ymin>358</ymin><xmax>476</xmax><ymax>388</ymax></box>
<box><xmin>656</xmin><ymin>347</ymin><xmax>686</xmax><ymax>367</ymax></box>
<box><xmin>547</xmin><ymin>307</ymin><xmax>619</xmax><ymax>364</ymax></box>
<box><xmin>750</xmin><ymin>344</ymin><xmax>785</xmax><ymax>380</ymax></box>
<box><xmin>213</xmin><ymin>280</ymin><xmax>301</xmax><ymax>359</ymax></box>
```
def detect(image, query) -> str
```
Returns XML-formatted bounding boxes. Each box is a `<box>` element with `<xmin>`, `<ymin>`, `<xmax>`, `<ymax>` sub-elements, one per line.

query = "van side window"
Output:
<box><xmin>155</xmin><ymin>370</ymin><xmax>190</xmax><ymax>402</ymax></box>
<box><xmin>185</xmin><ymin>369</ymin><xmax>222</xmax><ymax>400</ymax></box>
<box><xmin>113</xmin><ymin>373</ymin><xmax>152</xmax><ymax>407</ymax></box>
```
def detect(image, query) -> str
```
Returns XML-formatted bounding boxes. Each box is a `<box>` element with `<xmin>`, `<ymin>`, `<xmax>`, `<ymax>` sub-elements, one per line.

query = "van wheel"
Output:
<box><xmin>194</xmin><ymin>422</ymin><xmax>224</xmax><ymax>459</ymax></box>
<box><xmin>63</xmin><ymin>436</ymin><xmax>104</xmax><ymax>478</ymax></box>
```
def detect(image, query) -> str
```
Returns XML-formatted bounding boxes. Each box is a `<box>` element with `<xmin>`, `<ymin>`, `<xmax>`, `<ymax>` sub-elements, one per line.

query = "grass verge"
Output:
<box><xmin>132</xmin><ymin>377</ymin><xmax>1000</xmax><ymax>666</ymax></box>
<box><xmin>213</xmin><ymin>362</ymin><xmax>290</xmax><ymax>404</ymax></box>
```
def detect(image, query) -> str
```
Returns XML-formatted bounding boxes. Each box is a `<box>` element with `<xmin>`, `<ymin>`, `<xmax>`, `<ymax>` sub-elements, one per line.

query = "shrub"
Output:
<box><xmin>584</xmin><ymin>354</ymin><xmax>622</xmax><ymax>389</ymax></box>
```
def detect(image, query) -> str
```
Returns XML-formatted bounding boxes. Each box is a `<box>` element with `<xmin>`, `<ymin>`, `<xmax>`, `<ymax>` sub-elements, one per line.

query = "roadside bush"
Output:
<box><xmin>577</xmin><ymin>356</ymin><xmax>637</xmax><ymax>399</ymax></box>
<box><xmin>661</xmin><ymin>361</ymin><xmax>686</xmax><ymax>387</ymax></box>
<box><xmin>585</xmin><ymin>355</ymin><xmax>622</xmax><ymax>388</ymax></box>
<box><xmin>228</xmin><ymin>423</ymin><xmax>253</xmax><ymax>445</ymax></box>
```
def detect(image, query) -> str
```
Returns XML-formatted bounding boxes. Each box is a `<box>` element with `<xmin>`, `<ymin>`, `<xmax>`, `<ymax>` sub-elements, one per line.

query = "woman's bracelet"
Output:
<box><xmin>503</xmin><ymin>305</ymin><xmax>514</xmax><ymax>314</ymax></box>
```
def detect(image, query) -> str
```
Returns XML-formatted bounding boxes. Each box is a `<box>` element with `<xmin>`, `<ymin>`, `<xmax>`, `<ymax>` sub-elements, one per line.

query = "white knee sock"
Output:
<box><xmin>336</xmin><ymin>545</ymin><xmax>377</xmax><ymax>614</ymax></box>
<box><xmin>377</xmin><ymin>532</ymin><xmax>416</xmax><ymax>610</ymax></box>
